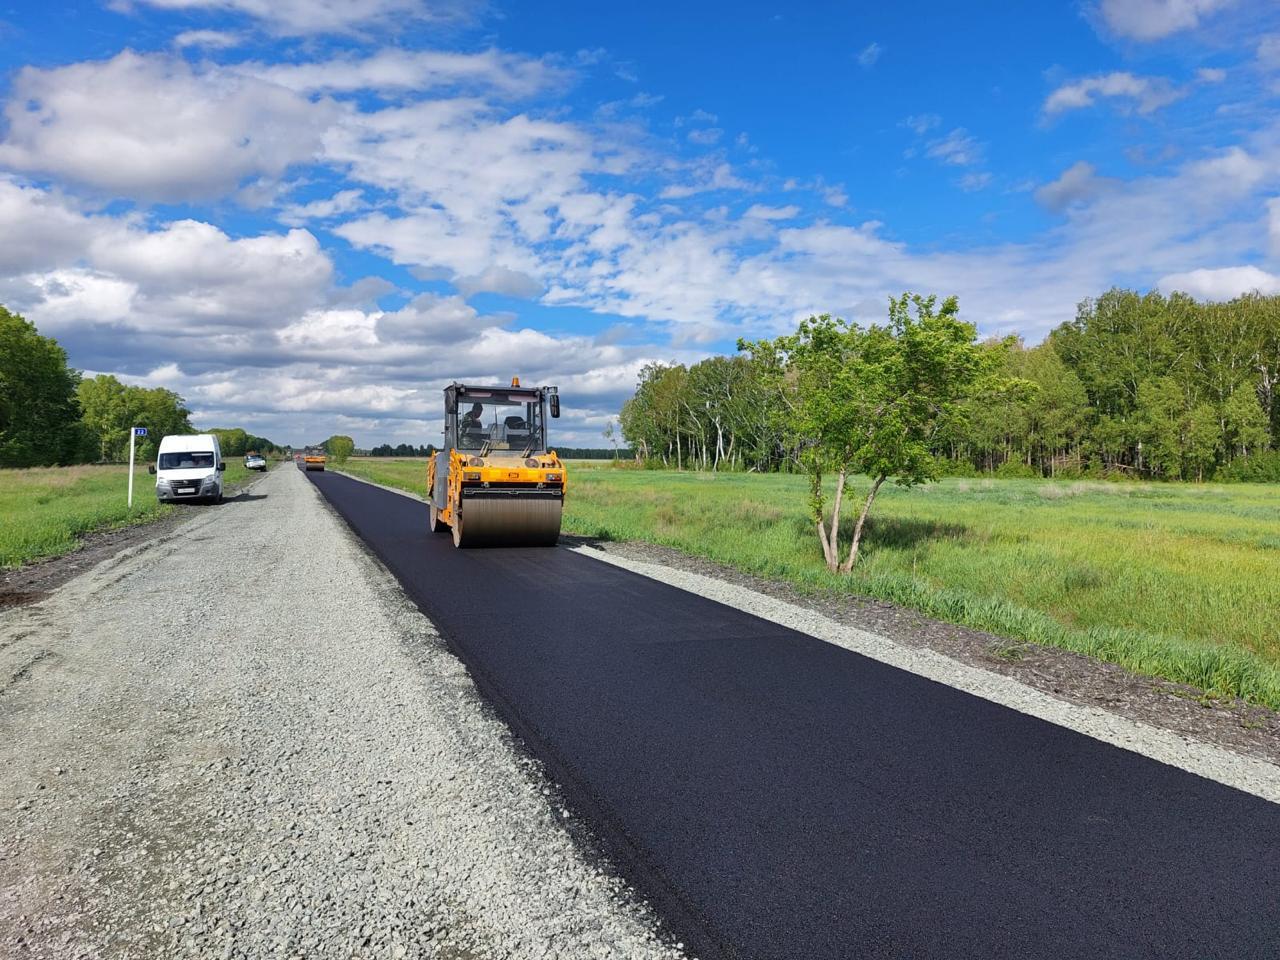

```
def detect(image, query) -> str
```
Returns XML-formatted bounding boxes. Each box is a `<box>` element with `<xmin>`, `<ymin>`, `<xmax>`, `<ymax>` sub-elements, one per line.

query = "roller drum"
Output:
<box><xmin>452</xmin><ymin>495</ymin><xmax>562</xmax><ymax>547</ymax></box>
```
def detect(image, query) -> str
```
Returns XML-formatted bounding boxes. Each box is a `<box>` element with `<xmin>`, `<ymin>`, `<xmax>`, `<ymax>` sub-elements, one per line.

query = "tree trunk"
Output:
<box><xmin>840</xmin><ymin>474</ymin><xmax>885</xmax><ymax>573</ymax></box>
<box><xmin>811</xmin><ymin>471</ymin><xmax>834</xmax><ymax>569</ymax></box>
<box><xmin>825</xmin><ymin>470</ymin><xmax>846</xmax><ymax>572</ymax></box>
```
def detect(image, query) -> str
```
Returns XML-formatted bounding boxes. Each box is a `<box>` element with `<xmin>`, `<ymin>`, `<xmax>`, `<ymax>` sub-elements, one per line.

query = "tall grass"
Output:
<box><xmin>0</xmin><ymin>460</ymin><xmax>260</xmax><ymax>568</ymax></box>
<box><xmin>342</xmin><ymin>458</ymin><xmax>1280</xmax><ymax>708</ymax></box>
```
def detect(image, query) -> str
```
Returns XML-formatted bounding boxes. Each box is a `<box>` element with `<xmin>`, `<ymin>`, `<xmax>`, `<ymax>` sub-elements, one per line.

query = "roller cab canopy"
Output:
<box><xmin>444</xmin><ymin>381</ymin><xmax>559</xmax><ymax>455</ymax></box>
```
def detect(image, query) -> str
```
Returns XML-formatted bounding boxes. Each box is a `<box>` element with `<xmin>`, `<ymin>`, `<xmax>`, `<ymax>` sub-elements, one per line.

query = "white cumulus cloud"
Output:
<box><xmin>1094</xmin><ymin>0</ymin><xmax>1236</xmax><ymax>41</ymax></box>
<box><xmin>1044</xmin><ymin>71</ymin><xmax>1184</xmax><ymax>116</ymax></box>
<box><xmin>120</xmin><ymin>0</ymin><xmax>478</xmax><ymax>37</ymax></box>
<box><xmin>1157</xmin><ymin>266</ymin><xmax>1280</xmax><ymax>298</ymax></box>
<box><xmin>0</xmin><ymin>52</ymin><xmax>334</xmax><ymax>202</ymax></box>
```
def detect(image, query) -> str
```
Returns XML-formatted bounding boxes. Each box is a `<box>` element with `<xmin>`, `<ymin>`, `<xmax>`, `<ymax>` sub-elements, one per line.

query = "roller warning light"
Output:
<box><xmin>426</xmin><ymin>379</ymin><xmax>564</xmax><ymax>547</ymax></box>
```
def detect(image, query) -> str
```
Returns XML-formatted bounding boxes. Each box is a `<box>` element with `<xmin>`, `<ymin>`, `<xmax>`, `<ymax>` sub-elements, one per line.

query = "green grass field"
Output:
<box><xmin>0</xmin><ymin>459</ymin><xmax>263</xmax><ymax>568</ymax></box>
<box><xmin>340</xmin><ymin>457</ymin><xmax>1280</xmax><ymax>708</ymax></box>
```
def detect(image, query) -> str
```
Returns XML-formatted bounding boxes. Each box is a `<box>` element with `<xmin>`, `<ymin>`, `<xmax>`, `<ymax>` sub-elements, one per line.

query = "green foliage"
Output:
<box><xmin>324</xmin><ymin>435</ymin><xmax>355</xmax><ymax>463</ymax></box>
<box><xmin>620</xmin><ymin>288</ymin><xmax>1280</xmax><ymax>482</ymax></box>
<box><xmin>369</xmin><ymin>442</ymin><xmax>436</xmax><ymax>457</ymax></box>
<box><xmin>204</xmin><ymin>428</ymin><xmax>281</xmax><ymax>457</ymax></box>
<box><xmin>76</xmin><ymin>374</ymin><xmax>193</xmax><ymax>462</ymax></box>
<box><xmin>741</xmin><ymin>293</ymin><xmax>1006</xmax><ymax>570</ymax></box>
<box><xmin>0</xmin><ymin>306</ymin><xmax>87</xmax><ymax>467</ymax></box>
<box><xmin>1217</xmin><ymin>449</ymin><xmax>1280</xmax><ymax>482</ymax></box>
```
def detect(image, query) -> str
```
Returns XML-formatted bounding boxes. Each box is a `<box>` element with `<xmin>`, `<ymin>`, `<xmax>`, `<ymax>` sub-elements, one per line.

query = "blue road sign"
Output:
<box><xmin>133</xmin><ymin>427</ymin><xmax>148</xmax><ymax>437</ymax></box>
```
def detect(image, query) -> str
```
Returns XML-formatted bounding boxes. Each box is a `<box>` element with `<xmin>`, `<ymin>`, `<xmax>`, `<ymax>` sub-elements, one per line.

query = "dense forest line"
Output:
<box><xmin>0</xmin><ymin>306</ymin><xmax>281</xmax><ymax>467</ymax></box>
<box><xmin>620</xmin><ymin>289</ymin><xmax>1280</xmax><ymax>482</ymax></box>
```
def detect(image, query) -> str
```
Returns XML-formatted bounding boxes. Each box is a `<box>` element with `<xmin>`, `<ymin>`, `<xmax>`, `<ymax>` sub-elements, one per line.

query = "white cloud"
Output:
<box><xmin>1095</xmin><ymin>0</ymin><xmax>1236</xmax><ymax>41</ymax></box>
<box><xmin>1259</xmin><ymin>34</ymin><xmax>1280</xmax><ymax>69</ymax></box>
<box><xmin>1034</xmin><ymin>162</ymin><xmax>1120</xmax><ymax>211</ymax></box>
<box><xmin>453</xmin><ymin>266</ymin><xmax>543</xmax><ymax>298</ymax></box>
<box><xmin>687</xmin><ymin>127</ymin><xmax>724</xmax><ymax>145</ymax></box>
<box><xmin>173</xmin><ymin>28</ymin><xmax>242</xmax><ymax>48</ymax></box>
<box><xmin>0</xmin><ymin>177</ymin><xmax>126</xmax><ymax>274</ymax></box>
<box><xmin>902</xmin><ymin>113</ymin><xmax>941</xmax><ymax>135</ymax></box>
<box><xmin>0</xmin><ymin>51</ymin><xmax>333</xmax><ymax>202</ymax></box>
<box><xmin>324</xmin><ymin>98</ymin><xmax>604</xmax><ymax>271</ymax></box>
<box><xmin>926</xmin><ymin>128</ymin><xmax>984</xmax><ymax>166</ymax></box>
<box><xmin>1196</xmin><ymin>67</ymin><xmax>1226</xmax><ymax>83</ymax></box>
<box><xmin>958</xmin><ymin>172</ymin><xmax>993</xmax><ymax>192</ymax></box>
<box><xmin>743</xmin><ymin>204</ymin><xmax>801</xmax><ymax>221</ymax></box>
<box><xmin>857</xmin><ymin>42</ymin><xmax>882</xmax><ymax>68</ymax></box>
<box><xmin>1044</xmin><ymin>71</ymin><xmax>1184</xmax><ymax>116</ymax></box>
<box><xmin>244</xmin><ymin>48</ymin><xmax>568</xmax><ymax>98</ymax></box>
<box><xmin>1157</xmin><ymin>266</ymin><xmax>1280</xmax><ymax>298</ymax></box>
<box><xmin>279</xmin><ymin>308</ymin><xmax>380</xmax><ymax>349</ymax></box>
<box><xmin>278</xmin><ymin>190</ymin><xmax>367</xmax><ymax>226</ymax></box>
<box><xmin>87</xmin><ymin>220</ymin><xmax>333</xmax><ymax>328</ymax></box>
<box><xmin>121</xmin><ymin>0</ymin><xmax>478</xmax><ymax>37</ymax></box>
<box><xmin>1268</xmin><ymin>197</ymin><xmax>1280</xmax><ymax>255</ymax></box>
<box><xmin>658</xmin><ymin>162</ymin><xmax>752</xmax><ymax>199</ymax></box>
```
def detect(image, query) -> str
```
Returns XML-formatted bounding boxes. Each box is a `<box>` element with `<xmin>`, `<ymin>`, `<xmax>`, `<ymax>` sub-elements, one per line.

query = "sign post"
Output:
<box><xmin>128</xmin><ymin>427</ymin><xmax>148</xmax><ymax>508</ymax></box>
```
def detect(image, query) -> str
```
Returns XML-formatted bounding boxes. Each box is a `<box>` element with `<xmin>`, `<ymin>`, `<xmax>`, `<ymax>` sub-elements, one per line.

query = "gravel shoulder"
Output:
<box><xmin>0</xmin><ymin>470</ymin><xmax>272</xmax><ymax>611</ymax></box>
<box><xmin>0</xmin><ymin>466</ymin><xmax>676</xmax><ymax>959</ymax></box>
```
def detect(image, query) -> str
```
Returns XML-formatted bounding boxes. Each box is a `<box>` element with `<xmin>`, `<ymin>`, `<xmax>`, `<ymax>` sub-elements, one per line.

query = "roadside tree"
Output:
<box><xmin>743</xmin><ymin>294</ymin><xmax>1011</xmax><ymax>572</ymax></box>
<box><xmin>325</xmin><ymin>435</ymin><xmax>355</xmax><ymax>463</ymax></box>
<box><xmin>78</xmin><ymin>374</ymin><xmax>193</xmax><ymax>461</ymax></box>
<box><xmin>0</xmin><ymin>306</ymin><xmax>86</xmax><ymax>467</ymax></box>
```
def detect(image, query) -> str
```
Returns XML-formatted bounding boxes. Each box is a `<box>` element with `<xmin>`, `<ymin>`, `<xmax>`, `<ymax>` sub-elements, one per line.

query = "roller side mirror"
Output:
<box><xmin>550</xmin><ymin>395</ymin><xmax>560</xmax><ymax>418</ymax></box>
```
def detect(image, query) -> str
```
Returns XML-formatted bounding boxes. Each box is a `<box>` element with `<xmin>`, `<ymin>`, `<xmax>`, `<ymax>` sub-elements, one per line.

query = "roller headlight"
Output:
<box><xmin>525</xmin><ymin>457</ymin><xmax>539</xmax><ymax>468</ymax></box>
<box><xmin>467</xmin><ymin>456</ymin><xmax>485</xmax><ymax>467</ymax></box>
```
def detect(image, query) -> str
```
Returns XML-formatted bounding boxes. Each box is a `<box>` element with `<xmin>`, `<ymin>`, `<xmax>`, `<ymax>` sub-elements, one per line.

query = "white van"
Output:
<box><xmin>149</xmin><ymin>434</ymin><xmax>226</xmax><ymax>504</ymax></box>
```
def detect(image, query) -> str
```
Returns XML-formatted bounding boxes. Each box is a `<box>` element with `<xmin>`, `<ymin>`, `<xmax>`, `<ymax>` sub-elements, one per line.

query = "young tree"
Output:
<box><xmin>743</xmin><ymin>294</ymin><xmax>1008</xmax><ymax>572</ymax></box>
<box><xmin>325</xmin><ymin>435</ymin><xmax>355</xmax><ymax>463</ymax></box>
<box><xmin>603</xmin><ymin>419</ymin><xmax>619</xmax><ymax>460</ymax></box>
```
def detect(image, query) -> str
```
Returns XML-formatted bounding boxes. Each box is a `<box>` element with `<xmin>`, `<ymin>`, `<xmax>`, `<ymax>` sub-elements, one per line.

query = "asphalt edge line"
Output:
<box><xmin>572</xmin><ymin>545</ymin><xmax>1280</xmax><ymax>805</ymax></box>
<box><xmin>322</xmin><ymin>466</ymin><xmax>1280</xmax><ymax>805</ymax></box>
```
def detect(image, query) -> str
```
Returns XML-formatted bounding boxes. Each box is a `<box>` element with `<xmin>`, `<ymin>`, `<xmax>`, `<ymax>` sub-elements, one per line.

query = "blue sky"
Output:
<box><xmin>1</xmin><ymin>0</ymin><xmax>1278</xmax><ymax>446</ymax></box>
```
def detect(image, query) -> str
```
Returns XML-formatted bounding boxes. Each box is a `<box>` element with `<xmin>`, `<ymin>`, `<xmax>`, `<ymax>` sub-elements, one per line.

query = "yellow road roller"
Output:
<box><xmin>303</xmin><ymin>446</ymin><xmax>327</xmax><ymax>471</ymax></box>
<box><xmin>427</xmin><ymin>379</ymin><xmax>565</xmax><ymax>547</ymax></box>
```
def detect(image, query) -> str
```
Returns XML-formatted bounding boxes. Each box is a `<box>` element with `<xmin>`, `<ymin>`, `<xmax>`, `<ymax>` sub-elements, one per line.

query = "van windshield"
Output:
<box><xmin>159</xmin><ymin>451</ymin><xmax>215</xmax><ymax>469</ymax></box>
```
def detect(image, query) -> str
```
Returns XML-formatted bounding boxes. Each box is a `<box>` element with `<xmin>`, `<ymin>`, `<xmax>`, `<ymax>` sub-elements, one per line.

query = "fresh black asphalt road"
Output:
<box><xmin>308</xmin><ymin>469</ymin><xmax>1280</xmax><ymax>960</ymax></box>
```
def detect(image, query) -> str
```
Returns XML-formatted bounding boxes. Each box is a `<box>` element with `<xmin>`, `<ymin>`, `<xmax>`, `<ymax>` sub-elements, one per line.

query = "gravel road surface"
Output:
<box><xmin>0</xmin><ymin>466</ymin><xmax>677</xmax><ymax>959</ymax></box>
<box><xmin>309</xmin><ymin>468</ymin><xmax>1280</xmax><ymax>960</ymax></box>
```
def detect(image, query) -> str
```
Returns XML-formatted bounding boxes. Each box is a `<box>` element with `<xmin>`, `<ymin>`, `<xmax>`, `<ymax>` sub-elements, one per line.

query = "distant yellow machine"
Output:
<box><xmin>303</xmin><ymin>446</ymin><xmax>327</xmax><ymax>471</ymax></box>
<box><xmin>427</xmin><ymin>379</ymin><xmax>564</xmax><ymax>547</ymax></box>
